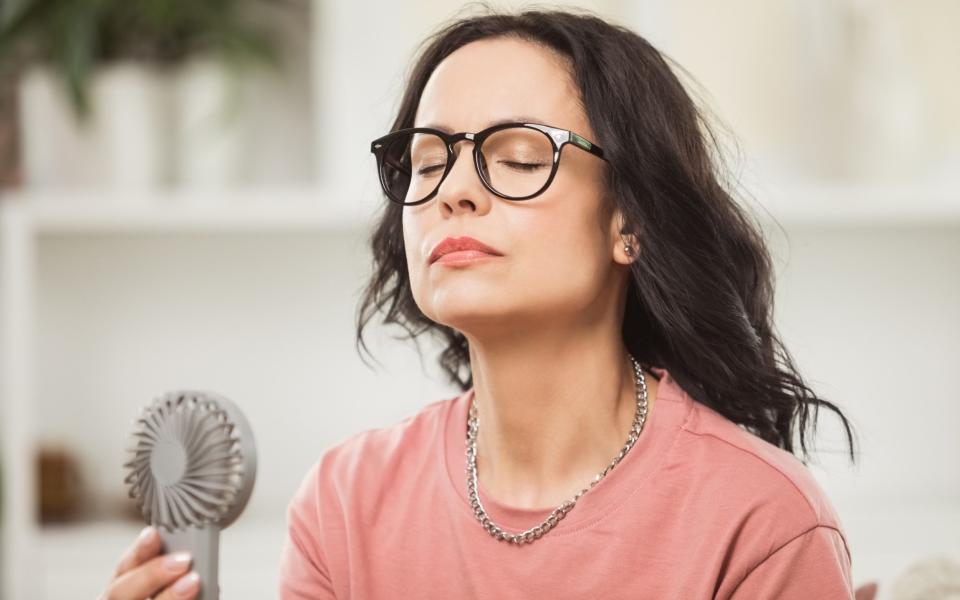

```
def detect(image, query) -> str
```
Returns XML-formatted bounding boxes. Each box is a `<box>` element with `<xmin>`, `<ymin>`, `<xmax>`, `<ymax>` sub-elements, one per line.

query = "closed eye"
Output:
<box><xmin>500</xmin><ymin>161</ymin><xmax>548</xmax><ymax>172</ymax></box>
<box><xmin>417</xmin><ymin>164</ymin><xmax>446</xmax><ymax>176</ymax></box>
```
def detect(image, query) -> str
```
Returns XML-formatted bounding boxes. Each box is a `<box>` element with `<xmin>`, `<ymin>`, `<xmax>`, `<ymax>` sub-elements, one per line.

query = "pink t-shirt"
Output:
<box><xmin>279</xmin><ymin>366</ymin><xmax>854</xmax><ymax>599</ymax></box>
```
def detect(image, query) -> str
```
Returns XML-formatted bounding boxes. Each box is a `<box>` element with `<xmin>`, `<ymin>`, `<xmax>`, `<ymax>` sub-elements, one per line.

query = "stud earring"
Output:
<box><xmin>624</xmin><ymin>243</ymin><xmax>633</xmax><ymax>256</ymax></box>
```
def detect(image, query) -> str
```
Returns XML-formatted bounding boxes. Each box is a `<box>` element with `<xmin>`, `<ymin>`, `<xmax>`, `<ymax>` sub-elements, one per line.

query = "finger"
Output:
<box><xmin>106</xmin><ymin>552</ymin><xmax>192</xmax><ymax>600</ymax></box>
<box><xmin>155</xmin><ymin>571</ymin><xmax>201</xmax><ymax>600</ymax></box>
<box><xmin>114</xmin><ymin>526</ymin><xmax>162</xmax><ymax>578</ymax></box>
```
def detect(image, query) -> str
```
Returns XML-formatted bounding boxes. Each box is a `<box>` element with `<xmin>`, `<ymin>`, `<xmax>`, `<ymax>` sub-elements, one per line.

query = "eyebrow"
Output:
<box><xmin>419</xmin><ymin>116</ymin><xmax>545</xmax><ymax>133</ymax></box>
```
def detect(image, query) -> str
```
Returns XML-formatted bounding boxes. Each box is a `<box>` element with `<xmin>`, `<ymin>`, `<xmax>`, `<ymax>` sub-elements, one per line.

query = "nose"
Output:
<box><xmin>434</xmin><ymin>138</ymin><xmax>490</xmax><ymax>216</ymax></box>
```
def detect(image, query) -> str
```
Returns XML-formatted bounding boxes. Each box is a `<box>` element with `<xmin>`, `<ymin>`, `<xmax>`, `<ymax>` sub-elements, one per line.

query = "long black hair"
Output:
<box><xmin>355</xmin><ymin>4</ymin><xmax>859</xmax><ymax>466</ymax></box>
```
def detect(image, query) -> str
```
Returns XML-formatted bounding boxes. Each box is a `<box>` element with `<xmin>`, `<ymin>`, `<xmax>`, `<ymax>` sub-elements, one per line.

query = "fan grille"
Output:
<box><xmin>124</xmin><ymin>391</ymin><xmax>247</xmax><ymax>531</ymax></box>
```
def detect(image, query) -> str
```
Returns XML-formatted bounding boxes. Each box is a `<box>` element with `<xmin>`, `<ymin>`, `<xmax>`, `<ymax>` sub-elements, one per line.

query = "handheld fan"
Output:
<box><xmin>124</xmin><ymin>390</ymin><xmax>257</xmax><ymax>600</ymax></box>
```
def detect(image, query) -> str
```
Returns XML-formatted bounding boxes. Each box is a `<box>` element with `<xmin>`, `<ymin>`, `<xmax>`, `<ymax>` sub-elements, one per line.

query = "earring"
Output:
<box><xmin>624</xmin><ymin>243</ymin><xmax>633</xmax><ymax>256</ymax></box>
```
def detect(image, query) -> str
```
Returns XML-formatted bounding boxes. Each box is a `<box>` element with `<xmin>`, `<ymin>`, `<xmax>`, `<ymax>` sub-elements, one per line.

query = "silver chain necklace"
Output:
<box><xmin>465</xmin><ymin>354</ymin><xmax>649</xmax><ymax>544</ymax></box>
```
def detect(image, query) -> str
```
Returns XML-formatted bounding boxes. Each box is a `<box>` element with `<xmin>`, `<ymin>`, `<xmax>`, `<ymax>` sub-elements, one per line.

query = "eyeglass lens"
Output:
<box><xmin>379</xmin><ymin>127</ymin><xmax>554</xmax><ymax>204</ymax></box>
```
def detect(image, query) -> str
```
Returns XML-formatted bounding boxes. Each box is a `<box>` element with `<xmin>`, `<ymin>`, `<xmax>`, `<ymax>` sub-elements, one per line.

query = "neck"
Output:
<box><xmin>466</xmin><ymin>327</ymin><xmax>658</xmax><ymax>510</ymax></box>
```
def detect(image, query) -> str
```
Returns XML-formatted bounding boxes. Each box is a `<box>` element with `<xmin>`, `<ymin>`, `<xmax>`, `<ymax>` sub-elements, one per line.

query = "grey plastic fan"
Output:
<box><xmin>124</xmin><ymin>390</ymin><xmax>257</xmax><ymax>600</ymax></box>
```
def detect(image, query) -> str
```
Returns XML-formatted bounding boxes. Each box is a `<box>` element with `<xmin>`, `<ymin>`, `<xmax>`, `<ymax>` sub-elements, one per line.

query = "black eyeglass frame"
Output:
<box><xmin>369</xmin><ymin>122</ymin><xmax>608</xmax><ymax>206</ymax></box>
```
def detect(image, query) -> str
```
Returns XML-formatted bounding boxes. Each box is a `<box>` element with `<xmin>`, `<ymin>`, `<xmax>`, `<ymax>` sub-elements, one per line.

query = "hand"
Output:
<box><xmin>99</xmin><ymin>525</ymin><xmax>201</xmax><ymax>600</ymax></box>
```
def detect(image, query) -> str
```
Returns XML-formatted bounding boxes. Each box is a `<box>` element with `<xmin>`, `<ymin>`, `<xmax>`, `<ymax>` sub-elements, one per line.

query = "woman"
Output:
<box><xmin>281</xmin><ymin>7</ymin><xmax>858</xmax><ymax>599</ymax></box>
<box><xmin>100</xmin><ymin>7</ymin><xmax>858</xmax><ymax>600</ymax></box>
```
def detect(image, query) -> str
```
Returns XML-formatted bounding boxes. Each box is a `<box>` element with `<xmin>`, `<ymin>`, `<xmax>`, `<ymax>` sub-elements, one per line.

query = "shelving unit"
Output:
<box><xmin>1</xmin><ymin>180</ymin><xmax>958</xmax><ymax>597</ymax></box>
<box><xmin>0</xmin><ymin>186</ymin><xmax>378</xmax><ymax>599</ymax></box>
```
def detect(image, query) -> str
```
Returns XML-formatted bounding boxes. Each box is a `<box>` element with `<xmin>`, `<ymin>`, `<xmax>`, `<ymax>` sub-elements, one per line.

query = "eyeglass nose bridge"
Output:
<box><xmin>434</xmin><ymin>131</ymin><xmax>486</xmax><ymax>193</ymax></box>
<box><xmin>445</xmin><ymin>131</ymin><xmax>478</xmax><ymax>152</ymax></box>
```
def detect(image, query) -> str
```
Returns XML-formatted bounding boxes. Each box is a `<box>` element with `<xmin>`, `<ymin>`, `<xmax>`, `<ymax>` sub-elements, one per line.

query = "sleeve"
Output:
<box><xmin>727</xmin><ymin>525</ymin><xmax>854</xmax><ymax>600</ymax></box>
<box><xmin>278</xmin><ymin>460</ymin><xmax>338</xmax><ymax>600</ymax></box>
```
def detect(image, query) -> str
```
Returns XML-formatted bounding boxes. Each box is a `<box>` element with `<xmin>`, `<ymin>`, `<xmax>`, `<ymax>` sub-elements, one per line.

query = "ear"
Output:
<box><xmin>610</xmin><ymin>207</ymin><xmax>638</xmax><ymax>265</ymax></box>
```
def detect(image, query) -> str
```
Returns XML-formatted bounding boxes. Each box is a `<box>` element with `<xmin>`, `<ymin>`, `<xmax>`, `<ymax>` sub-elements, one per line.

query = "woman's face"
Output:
<box><xmin>403</xmin><ymin>36</ymin><xmax>630</xmax><ymax>336</ymax></box>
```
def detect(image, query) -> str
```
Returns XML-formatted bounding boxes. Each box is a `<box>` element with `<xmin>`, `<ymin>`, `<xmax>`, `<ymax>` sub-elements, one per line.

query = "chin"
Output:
<box><xmin>428</xmin><ymin>304</ymin><xmax>514</xmax><ymax>330</ymax></box>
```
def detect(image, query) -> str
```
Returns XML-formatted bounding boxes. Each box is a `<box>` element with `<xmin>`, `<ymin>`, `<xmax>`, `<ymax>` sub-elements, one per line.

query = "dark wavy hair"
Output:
<box><xmin>354</xmin><ymin>4</ymin><xmax>859</xmax><ymax>466</ymax></box>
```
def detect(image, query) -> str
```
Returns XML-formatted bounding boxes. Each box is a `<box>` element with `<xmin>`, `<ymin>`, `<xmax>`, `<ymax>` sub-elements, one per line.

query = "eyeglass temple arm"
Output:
<box><xmin>569</xmin><ymin>132</ymin><xmax>607</xmax><ymax>161</ymax></box>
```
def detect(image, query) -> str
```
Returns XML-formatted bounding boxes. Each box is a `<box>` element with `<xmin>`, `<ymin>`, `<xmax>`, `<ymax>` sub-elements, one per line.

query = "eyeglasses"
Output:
<box><xmin>369</xmin><ymin>122</ymin><xmax>608</xmax><ymax>206</ymax></box>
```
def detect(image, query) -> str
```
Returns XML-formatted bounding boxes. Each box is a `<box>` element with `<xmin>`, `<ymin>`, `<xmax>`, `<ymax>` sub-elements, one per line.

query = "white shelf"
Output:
<box><xmin>2</xmin><ymin>179</ymin><xmax>959</xmax><ymax>598</ymax></box>
<box><xmin>0</xmin><ymin>186</ymin><xmax>377</xmax><ymax>234</ymax></box>
<box><xmin>1</xmin><ymin>181</ymin><xmax>958</xmax><ymax>234</ymax></box>
<box><xmin>744</xmin><ymin>181</ymin><xmax>960</xmax><ymax>226</ymax></box>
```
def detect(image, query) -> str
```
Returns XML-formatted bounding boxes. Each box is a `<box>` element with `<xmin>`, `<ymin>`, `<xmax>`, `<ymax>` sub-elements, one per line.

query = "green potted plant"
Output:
<box><xmin>0</xmin><ymin>0</ymin><xmax>282</xmax><ymax>188</ymax></box>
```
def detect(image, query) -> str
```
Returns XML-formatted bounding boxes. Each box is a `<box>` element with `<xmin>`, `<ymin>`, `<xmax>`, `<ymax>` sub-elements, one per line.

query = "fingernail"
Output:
<box><xmin>164</xmin><ymin>552</ymin><xmax>192</xmax><ymax>573</ymax></box>
<box><xmin>138</xmin><ymin>525</ymin><xmax>155</xmax><ymax>545</ymax></box>
<box><xmin>173</xmin><ymin>571</ymin><xmax>200</xmax><ymax>597</ymax></box>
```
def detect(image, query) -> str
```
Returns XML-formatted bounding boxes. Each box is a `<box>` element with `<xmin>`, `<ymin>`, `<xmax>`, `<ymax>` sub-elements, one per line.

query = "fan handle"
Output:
<box><xmin>159</xmin><ymin>525</ymin><xmax>220</xmax><ymax>600</ymax></box>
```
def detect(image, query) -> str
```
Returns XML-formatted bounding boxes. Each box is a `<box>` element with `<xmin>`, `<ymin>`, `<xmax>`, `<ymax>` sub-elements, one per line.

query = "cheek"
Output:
<box><xmin>402</xmin><ymin>213</ymin><xmax>427</xmax><ymax>295</ymax></box>
<box><xmin>509</xmin><ymin>207</ymin><xmax>609</xmax><ymax>302</ymax></box>
<box><xmin>402</xmin><ymin>210</ymin><xmax>466</xmax><ymax>320</ymax></box>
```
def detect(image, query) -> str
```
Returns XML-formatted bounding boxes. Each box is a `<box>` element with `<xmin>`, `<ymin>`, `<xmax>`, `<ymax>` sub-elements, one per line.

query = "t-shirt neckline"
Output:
<box><xmin>441</xmin><ymin>365</ymin><xmax>693</xmax><ymax>537</ymax></box>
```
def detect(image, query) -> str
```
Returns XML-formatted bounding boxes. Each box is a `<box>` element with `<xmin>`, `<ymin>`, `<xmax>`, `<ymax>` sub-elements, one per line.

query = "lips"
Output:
<box><xmin>429</xmin><ymin>236</ymin><xmax>503</xmax><ymax>264</ymax></box>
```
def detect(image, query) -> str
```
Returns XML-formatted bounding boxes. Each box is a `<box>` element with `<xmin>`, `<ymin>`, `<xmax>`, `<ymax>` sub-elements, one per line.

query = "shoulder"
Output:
<box><xmin>323</xmin><ymin>396</ymin><xmax>452</xmax><ymax>475</ymax></box>
<box><xmin>280</xmin><ymin>396</ymin><xmax>456</xmax><ymax>597</ymax></box>
<box><xmin>289</xmin><ymin>395</ymin><xmax>455</xmax><ymax>509</ymax></box>
<box><xmin>672</xmin><ymin>395</ymin><xmax>850</xmax><ymax>555</ymax></box>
